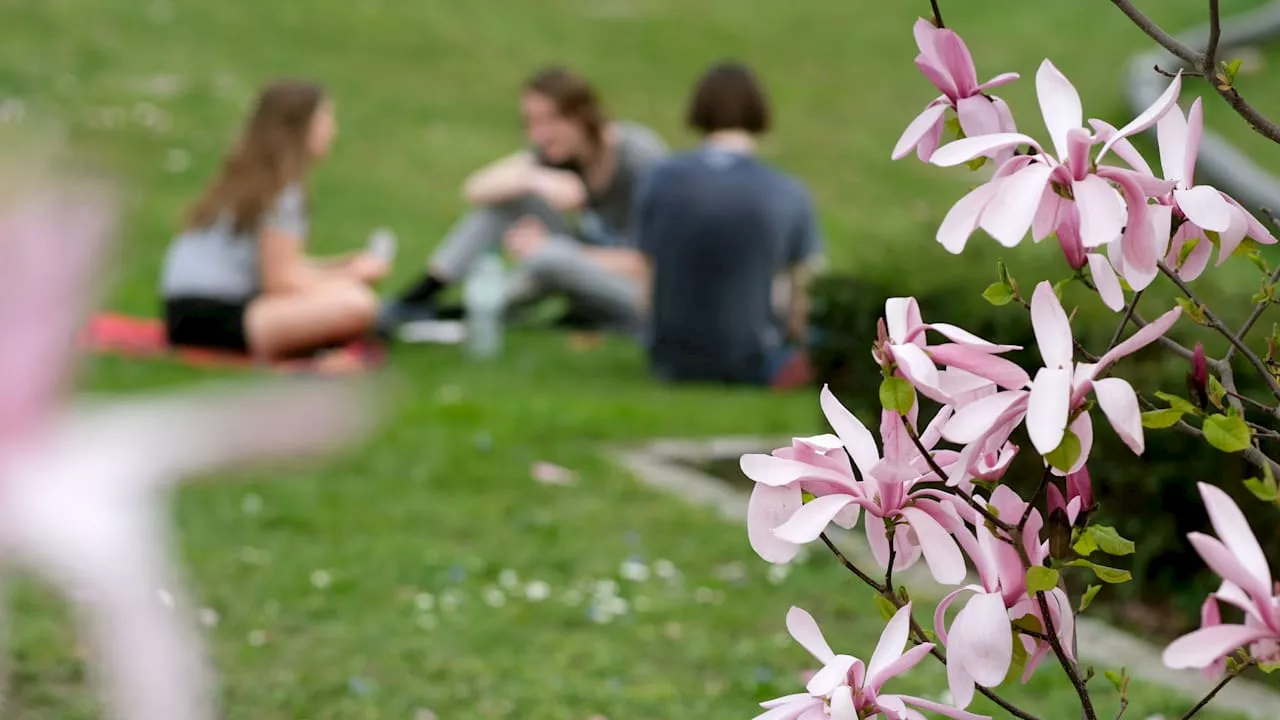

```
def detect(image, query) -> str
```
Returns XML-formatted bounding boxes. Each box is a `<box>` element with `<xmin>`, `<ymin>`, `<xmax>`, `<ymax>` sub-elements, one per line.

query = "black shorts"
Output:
<box><xmin>164</xmin><ymin>297</ymin><xmax>249</xmax><ymax>352</ymax></box>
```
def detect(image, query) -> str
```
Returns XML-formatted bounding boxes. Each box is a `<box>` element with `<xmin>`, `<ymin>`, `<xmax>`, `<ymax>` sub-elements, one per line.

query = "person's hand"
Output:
<box><xmin>347</xmin><ymin>252</ymin><xmax>390</xmax><ymax>284</ymax></box>
<box><xmin>503</xmin><ymin>216</ymin><xmax>549</xmax><ymax>262</ymax></box>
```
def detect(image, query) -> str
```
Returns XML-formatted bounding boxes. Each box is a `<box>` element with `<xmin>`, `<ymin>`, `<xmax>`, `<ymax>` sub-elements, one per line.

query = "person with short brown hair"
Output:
<box><xmin>635</xmin><ymin>61</ymin><xmax>823</xmax><ymax>388</ymax></box>
<box><xmin>383</xmin><ymin>66</ymin><xmax>667</xmax><ymax>335</ymax></box>
<box><xmin>160</xmin><ymin>80</ymin><xmax>386</xmax><ymax>360</ymax></box>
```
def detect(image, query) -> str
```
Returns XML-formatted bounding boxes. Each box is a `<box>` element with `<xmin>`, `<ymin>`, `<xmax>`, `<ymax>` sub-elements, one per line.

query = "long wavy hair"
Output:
<box><xmin>185</xmin><ymin>80</ymin><xmax>325</xmax><ymax>233</ymax></box>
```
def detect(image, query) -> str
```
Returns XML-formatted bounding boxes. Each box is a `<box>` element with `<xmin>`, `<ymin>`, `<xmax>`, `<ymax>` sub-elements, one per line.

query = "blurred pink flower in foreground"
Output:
<box><xmin>0</xmin><ymin>181</ymin><xmax>377</xmax><ymax>719</ymax></box>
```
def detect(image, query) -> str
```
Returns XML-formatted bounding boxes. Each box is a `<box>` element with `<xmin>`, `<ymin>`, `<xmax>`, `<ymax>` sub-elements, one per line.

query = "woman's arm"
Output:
<box><xmin>259</xmin><ymin>225</ymin><xmax>326</xmax><ymax>294</ymax></box>
<box><xmin>463</xmin><ymin>151</ymin><xmax>586</xmax><ymax>211</ymax></box>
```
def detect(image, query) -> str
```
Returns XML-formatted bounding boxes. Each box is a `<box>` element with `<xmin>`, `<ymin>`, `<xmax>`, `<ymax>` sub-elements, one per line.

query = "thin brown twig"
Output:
<box><xmin>1205</xmin><ymin>0</ymin><xmax>1222</xmax><ymax>69</ymax></box>
<box><xmin>1231</xmin><ymin>263</ymin><xmax>1280</xmax><ymax>354</ymax></box>
<box><xmin>1159</xmin><ymin>261</ymin><xmax>1280</xmax><ymax>402</ymax></box>
<box><xmin>1108</xmin><ymin>0</ymin><xmax>1201</xmax><ymax>64</ymax></box>
<box><xmin>819</xmin><ymin>533</ymin><xmax>885</xmax><ymax>592</ymax></box>
<box><xmin>885</xmin><ymin>522</ymin><xmax>898</xmax><ymax>594</ymax></box>
<box><xmin>902</xmin><ymin>421</ymin><xmax>1012</xmax><ymax>531</ymax></box>
<box><xmin>1106</xmin><ymin>290</ymin><xmax>1144</xmax><ymax>354</ymax></box>
<box><xmin>1180</xmin><ymin>660</ymin><xmax>1252</xmax><ymax>719</ymax></box>
<box><xmin>930</xmin><ymin>0</ymin><xmax>945</xmax><ymax>27</ymax></box>
<box><xmin>1154</xmin><ymin>64</ymin><xmax>1203</xmax><ymax>79</ymax></box>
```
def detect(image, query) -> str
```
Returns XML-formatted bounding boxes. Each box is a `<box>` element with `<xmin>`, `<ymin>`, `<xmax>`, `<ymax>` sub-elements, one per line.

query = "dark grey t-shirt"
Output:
<box><xmin>536</xmin><ymin>121</ymin><xmax>667</xmax><ymax>247</ymax></box>
<box><xmin>636</xmin><ymin>147</ymin><xmax>823</xmax><ymax>384</ymax></box>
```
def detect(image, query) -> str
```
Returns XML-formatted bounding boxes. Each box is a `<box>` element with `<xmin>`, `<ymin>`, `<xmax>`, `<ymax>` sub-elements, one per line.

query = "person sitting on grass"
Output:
<box><xmin>159</xmin><ymin>80</ymin><xmax>388</xmax><ymax>362</ymax></box>
<box><xmin>635</xmin><ymin>61</ymin><xmax>823</xmax><ymax>389</ymax></box>
<box><xmin>380</xmin><ymin>65</ymin><xmax>667</xmax><ymax>335</ymax></box>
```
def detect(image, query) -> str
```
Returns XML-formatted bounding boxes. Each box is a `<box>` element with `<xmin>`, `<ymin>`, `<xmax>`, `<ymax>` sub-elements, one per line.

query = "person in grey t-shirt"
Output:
<box><xmin>636</xmin><ymin>62</ymin><xmax>824</xmax><ymax>388</ymax></box>
<box><xmin>160</xmin><ymin>80</ymin><xmax>389</xmax><ymax>360</ymax></box>
<box><xmin>381</xmin><ymin>66</ymin><xmax>667</xmax><ymax>334</ymax></box>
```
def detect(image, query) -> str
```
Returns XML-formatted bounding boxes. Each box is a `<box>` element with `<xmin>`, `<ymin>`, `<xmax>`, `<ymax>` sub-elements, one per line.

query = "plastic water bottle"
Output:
<box><xmin>463</xmin><ymin>252</ymin><xmax>506</xmax><ymax>359</ymax></box>
<box><xmin>367</xmin><ymin>227</ymin><xmax>398</xmax><ymax>262</ymax></box>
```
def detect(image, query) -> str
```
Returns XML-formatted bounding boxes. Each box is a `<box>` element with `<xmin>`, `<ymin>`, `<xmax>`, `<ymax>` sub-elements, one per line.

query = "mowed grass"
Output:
<box><xmin>0</xmin><ymin>0</ymin><xmax>1272</xmax><ymax>717</ymax></box>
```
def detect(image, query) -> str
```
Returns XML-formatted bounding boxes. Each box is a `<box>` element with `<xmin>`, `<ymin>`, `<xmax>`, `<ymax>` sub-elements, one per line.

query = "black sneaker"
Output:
<box><xmin>375</xmin><ymin>299</ymin><xmax>437</xmax><ymax>340</ymax></box>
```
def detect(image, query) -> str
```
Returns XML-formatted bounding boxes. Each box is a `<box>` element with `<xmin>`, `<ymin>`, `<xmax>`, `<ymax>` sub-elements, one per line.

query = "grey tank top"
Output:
<box><xmin>160</xmin><ymin>186</ymin><xmax>308</xmax><ymax>303</ymax></box>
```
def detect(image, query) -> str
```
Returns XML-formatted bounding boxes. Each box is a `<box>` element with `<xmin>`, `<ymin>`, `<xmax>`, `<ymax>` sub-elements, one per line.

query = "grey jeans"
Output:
<box><xmin>429</xmin><ymin>194</ymin><xmax>641</xmax><ymax>330</ymax></box>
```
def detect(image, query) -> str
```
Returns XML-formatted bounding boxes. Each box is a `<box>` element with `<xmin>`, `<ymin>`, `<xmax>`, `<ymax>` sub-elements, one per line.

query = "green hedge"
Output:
<box><xmin>809</xmin><ymin>268</ymin><xmax>1280</xmax><ymax>636</ymax></box>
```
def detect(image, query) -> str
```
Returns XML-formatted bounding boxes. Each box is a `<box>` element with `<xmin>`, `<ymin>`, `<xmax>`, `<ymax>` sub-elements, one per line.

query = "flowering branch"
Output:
<box><xmin>1179</xmin><ymin>660</ymin><xmax>1252</xmax><ymax>719</ymax></box>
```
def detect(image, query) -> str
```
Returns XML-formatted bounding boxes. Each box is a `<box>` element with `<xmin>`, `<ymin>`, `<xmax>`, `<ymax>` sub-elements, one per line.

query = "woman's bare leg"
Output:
<box><xmin>244</xmin><ymin>280</ymin><xmax>378</xmax><ymax>361</ymax></box>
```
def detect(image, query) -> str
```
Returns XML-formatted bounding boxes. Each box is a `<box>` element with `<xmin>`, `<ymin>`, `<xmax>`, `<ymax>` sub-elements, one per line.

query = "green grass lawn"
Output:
<box><xmin>1</xmin><ymin>0</ymin><xmax>1275</xmax><ymax>717</ymax></box>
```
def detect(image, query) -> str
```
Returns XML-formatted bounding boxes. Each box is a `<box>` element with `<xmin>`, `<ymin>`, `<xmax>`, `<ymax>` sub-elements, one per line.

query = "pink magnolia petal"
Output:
<box><xmin>901</xmin><ymin>507</ymin><xmax>967</xmax><ymax>585</ymax></box>
<box><xmin>930</xmin><ymin>133</ymin><xmax>1040</xmax><ymax>167</ymax></box>
<box><xmin>993</xmin><ymin>95</ymin><xmax>1018</xmax><ymax>134</ymax></box>
<box><xmin>1089</xmin><ymin>118</ymin><xmax>1155</xmax><ymax>176</ymax></box>
<box><xmin>1163</xmin><ymin>624</ymin><xmax>1274</xmax><ymax>669</ymax></box>
<box><xmin>916</xmin><ymin>56</ymin><xmax>959</xmax><ymax>102</ymax></box>
<box><xmin>1035</xmin><ymin>59</ymin><xmax>1083</xmax><ymax>160</ymax></box>
<box><xmin>1096</xmin><ymin>305</ymin><xmax>1181</xmax><ymax>372</ymax></box>
<box><xmin>1032</xmin><ymin>185</ymin><xmax>1065</xmax><ymax>242</ymax></box>
<box><xmin>806</xmin><ymin>654</ymin><xmax>857</xmax><ymax>696</ymax></box>
<box><xmin>942</xmin><ymin>391</ymin><xmax>1028</xmax><ymax>445</ymax></box>
<box><xmin>1187</xmin><ymin>533</ymin><xmax>1271</xmax><ymax>606</ymax></box>
<box><xmin>754</xmin><ymin>695</ymin><xmax>825</xmax><ymax>720</ymax></box>
<box><xmin>928</xmin><ymin>344</ymin><xmax>1030</xmax><ymax>389</ymax></box>
<box><xmin>827</xmin><ymin>687</ymin><xmax>858</xmax><ymax>720</ymax></box>
<box><xmin>885</xmin><ymin>297</ymin><xmax>923</xmax><ymax>345</ymax></box>
<box><xmin>740</xmin><ymin>454</ymin><xmax>853</xmax><ymax>488</ymax></box>
<box><xmin>1149</xmin><ymin>201</ymin><xmax>1174</xmax><ymax>261</ymax></box>
<box><xmin>820</xmin><ymin>385</ymin><xmax>880</xmax><ymax>477</ymax></box>
<box><xmin>1098</xmin><ymin>71</ymin><xmax>1182</xmax><ymax>162</ymax></box>
<box><xmin>1199</xmin><ymin>483</ymin><xmax>1273</xmax><ymax>590</ymax></box>
<box><xmin>773</xmin><ymin>494</ymin><xmax>859</xmax><ymax>544</ymax></box>
<box><xmin>956</xmin><ymin>95</ymin><xmax>1002</xmax><ymax>139</ymax></box>
<box><xmin>1087</xmin><ymin>253</ymin><xmax>1124</xmax><ymax>311</ymax></box>
<box><xmin>1046</xmin><ymin>588</ymin><xmax>1077</xmax><ymax>659</ymax></box>
<box><xmin>945</xmin><ymin>651</ymin><xmax>977</xmax><ymax>710</ymax></box>
<box><xmin>1175</xmin><ymin>186</ymin><xmax>1233</xmax><ymax>232</ymax></box>
<box><xmin>785</xmin><ymin>606</ymin><xmax>837</xmax><ymax>664</ymax></box>
<box><xmin>1184</xmin><ymin>98</ymin><xmax>1205</xmax><ymax>182</ymax></box>
<box><xmin>926</xmin><ymin>323</ymin><xmax>1018</xmax><ymax>351</ymax></box>
<box><xmin>868</xmin><ymin>642</ymin><xmax>934</xmax><ymax>694</ymax></box>
<box><xmin>1157</xmin><ymin>101</ymin><xmax>1188</xmax><ymax>183</ymax></box>
<box><xmin>934</xmin><ymin>29</ymin><xmax>979</xmax><ymax>96</ymax></box>
<box><xmin>897</xmin><ymin>695</ymin><xmax>992</xmax><ymax>720</ymax></box>
<box><xmin>891</xmin><ymin>342</ymin><xmax>941</xmax><ymax>394</ymax></box>
<box><xmin>1030</xmin><ymin>281</ymin><xmax>1074</xmax><ymax>368</ymax></box>
<box><xmin>1065</xmin><ymin>128</ymin><xmax>1094</xmax><ymax>180</ymax></box>
<box><xmin>977</xmin><ymin>72</ymin><xmax>1020</xmax><ymax>93</ymax></box>
<box><xmin>867</xmin><ymin>602</ymin><xmax>915</xmax><ymax>685</ymax></box>
<box><xmin>979</xmin><ymin>162</ymin><xmax>1054</xmax><ymax>247</ymax></box>
<box><xmin>1228</xmin><ymin>195</ymin><xmax>1279</xmax><ymax>245</ymax></box>
<box><xmin>1108</xmin><ymin>171</ymin><xmax>1161</xmax><ymax>289</ymax></box>
<box><xmin>1091</xmin><ymin>377</ymin><xmax>1143</xmax><ymax>453</ymax></box>
<box><xmin>1073</xmin><ymin>175</ymin><xmax>1125</xmax><ymax>248</ymax></box>
<box><xmin>937</xmin><ymin>181</ymin><xmax>999</xmax><ymax>253</ymax></box>
<box><xmin>747</xmin><ymin>484</ymin><xmax>804</xmax><ymax>563</ymax></box>
<box><xmin>1168</xmin><ymin>222</ymin><xmax>1213</xmax><ymax>280</ymax></box>
<box><xmin>950</xmin><ymin>592</ymin><xmax>1014</xmax><ymax>688</ymax></box>
<box><xmin>913</xmin><ymin>20</ymin><xmax>958</xmax><ymax>97</ymax></box>
<box><xmin>894</xmin><ymin>102</ymin><xmax>950</xmax><ymax>161</ymax></box>
<box><xmin>935</xmin><ymin>585</ymin><xmax>986</xmax><ymax>644</ymax></box>
<box><xmin>1026</xmin><ymin>367</ymin><xmax>1072</xmax><ymax>455</ymax></box>
<box><xmin>1065</xmin><ymin>411</ymin><xmax>1095</xmax><ymax>475</ymax></box>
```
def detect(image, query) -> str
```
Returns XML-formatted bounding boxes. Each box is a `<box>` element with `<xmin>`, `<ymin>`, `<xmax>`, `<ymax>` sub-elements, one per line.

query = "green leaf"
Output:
<box><xmin>1081</xmin><ymin>525</ymin><xmax>1136</xmax><ymax>556</ymax></box>
<box><xmin>873</xmin><ymin>593</ymin><xmax>898</xmax><ymax>622</ymax></box>
<box><xmin>1243</xmin><ymin>476</ymin><xmax>1280</xmax><ymax>502</ymax></box>
<box><xmin>1072</xmin><ymin>528</ymin><xmax>1098</xmax><ymax>557</ymax></box>
<box><xmin>1155</xmin><ymin>391</ymin><xmax>1201</xmax><ymax>416</ymax></box>
<box><xmin>1079</xmin><ymin>584</ymin><xmax>1102</xmax><ymax>612</ymax></box>
<box><xmin>1066</xmin><ymin>559</ymin><xmax>1132</xmax><ymax>584</ymax></box>
<box><xmin>1223</xmin><ymin>58</ymin><xmax>1243</xmax><ymax>85</ymax></box>
<box><xmin>1175</xmin><ymin>297</ymin><xmax>1208</xmax><ymax>325</ymax></box>
<box><xmin>1005</xmin><ymin>628</ymin><xmax>1028</xmax><ymax>683</ymax></box>
<box><xmin>1261</xmin><ymin>661</ymin><xmax>1280</xmax><ymax>674</ymax></box>
<box><xmin>800</xmin><ymin>490</ymin><xmax>816</xmax><ymax>503</ymax></box>
<box><xmin>982</xmin><ymin>282</ymin><xmax>1015</xmax><ymax>306</ymax></box>
<box><xmin>1044</xmin><ymin>431</ymin><xmax>1082</xmax><ymax>472</ymax></box>
<box><xmin>1025</xmin><ymin>566</ymin><xmax>1060</xmax><ymax>594</ymax></box>
<box><xmin>1053</xmin><ymin>277</ymin><xmax>1073</xmax><ymax>299</ymax></box>
<box><xmin>1203</xmin><ymin>413</ymin><xmax>1252</xmax><ymax>453</ymax></box>
<box><xmin>996</xmin><ymin>259</ymin><xmax>1012</xmax><ymax>287</ymax></box>
<box><xmin>1104</xmin><ymin>667</ymin><xmax>1130</xmax><ymax>695</ymax></box>
<box><xmin>965</xmin><ymin>156</ymin><xmax>988</xmax><ymax>172</ymax></box>
<box><xmin>1176</xmin><ymin>235</ymin><xmax>1202</xmax><ymax>268</ymax></box>
<box><xmin>879</xmin><ymin>377</ymin><xmax>916</xmax><ymax>415</ymax></box>
<box><xmin>944</xmin><ymin>116</ymin><xmax>963</xmax><ymax>140</ymax></box>
<box><xmin>1207</xmin><ymin>375</ymin><xmax>1227</xmax><ymax>410</ymax></box>
<box><xmin>1141</xmin><ymin>408</ymin><xmax>1183</xmax><ymax>429</ymax></box>
<box><xmin>1205</xmin><ymin>229</ymin><xmax>1222</xmax><ymax>249</ymax></box>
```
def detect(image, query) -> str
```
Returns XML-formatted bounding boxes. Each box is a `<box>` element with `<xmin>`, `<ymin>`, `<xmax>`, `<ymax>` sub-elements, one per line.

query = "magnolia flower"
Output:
<box><xmin>1164</xmin><ymin>483</ymin><xmax>1280</xmax><ymax>672</ymax></box>
<box><xmin>742</xmin><ymin>388</ymin><xmax>969</xmax><ymax>585</ymax></box>
<box><xmin>929</xmin><ymin>60</ymin><xmax>1181</xmax><ymax>290</ymax></box>
<box><xmin>1150</xmin><ymin>98</ymin><xmax>1280</xmax><ymax>279</ymax></box>
<box><xmin>943</xmin><ymin>282</ymin><xmax>1180</xmax><ymax>469</ymax></box>
<box><xmin>1046</xmin><ymin>467</ymin><xmax>1095</xmax><ymax>528</ymax></box>
<box><xmin>881</xmin><ymin>297</ymin><xmax>1030</xmax><ymax>406</ymax></box>
<box><xmin>893</xmin><ymin>17</ymin><xmax>1019</xmax><ymax>163</ymax></box>
<box><xmin>757</xmin><ymin>604</ymin><xmax>989</xmax><ymax>720</ymax></box>
<box><xmin>0</xmin><ymin>182</ymin><xmax>377</xmax><ymax>720</ymax></box>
